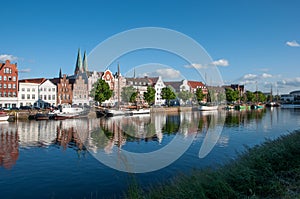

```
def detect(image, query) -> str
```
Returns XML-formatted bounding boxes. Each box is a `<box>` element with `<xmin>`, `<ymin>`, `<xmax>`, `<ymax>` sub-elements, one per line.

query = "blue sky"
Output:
<box><xmin>1</xmin><ymin>0</ymin><xmax>299</xmax><ymax>93</ymax></box>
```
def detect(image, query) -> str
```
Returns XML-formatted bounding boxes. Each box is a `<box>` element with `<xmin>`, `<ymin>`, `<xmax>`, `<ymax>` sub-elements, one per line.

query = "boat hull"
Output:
<box><xmin>198</xmin><ymin>105</ymin><xmax>218</xmax><ymax>111</ymax></box>
<box><xmin>0</xmin><ymin>115</ymin><xmax>9</xmax><ymax>121</ymax></box>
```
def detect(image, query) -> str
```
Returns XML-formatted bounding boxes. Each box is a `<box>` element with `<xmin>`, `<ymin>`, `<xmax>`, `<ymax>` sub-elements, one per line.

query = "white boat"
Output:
<box><xmin>129</xmin><ymin>108</ymin><xmax>150</xmax><ymax>115</ymax></box>
<box><xmin>52</xmin><ymin>104</ymin><xmax>86</xmax><ymax>119</ymax></box>
<box><xmin>105</xmin><ymin>109</ymin><xmax>128</xmax><ymax>117</ymax></box>
<box><xmin>0</xmin><ymin>112</ymin><xmax>9</xmax><ymax>121</ymax></box>
<box><xmin>198</xmin><ymin>105</ymin><xmax>218</xmax><ymax>111</ymax></box>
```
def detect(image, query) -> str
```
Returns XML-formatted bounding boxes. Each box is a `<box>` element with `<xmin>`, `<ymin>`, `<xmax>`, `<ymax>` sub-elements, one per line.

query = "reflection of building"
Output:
<box><xmin>0</xmin><ymin>123</ymin><xmax>19</xmax><ymax>169</ymax></box>
<box><xmin>0</xmin><ymin>60</ymin><xmax>18</xmax><ymax>108</ymax></box>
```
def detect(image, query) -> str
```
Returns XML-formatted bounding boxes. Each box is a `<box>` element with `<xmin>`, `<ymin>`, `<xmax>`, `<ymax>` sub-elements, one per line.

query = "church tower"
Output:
<box><xmin>82</xmin><ymin>50</ymin><xmax>88</xmax><ymax>72</ymax></box>
<box><xmin>74</xmin><ymin>48</ymin><xmax>83</xmax><ymax>75</ymax></box>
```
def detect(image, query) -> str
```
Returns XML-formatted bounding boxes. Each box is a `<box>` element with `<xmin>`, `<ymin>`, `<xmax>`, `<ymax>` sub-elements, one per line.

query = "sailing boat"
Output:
<box><xmin>198</xmin><ymin>87</ymin><xmax>218</xmax><ymax>111</ymax></box>
<box><xmin>105</xmin><ymin>63</ymin><xmax>128</xmax><ymax>117</ymax></box>
<box><xmin>266</xmin><ymin>85</ymin><xmax>280</xmax><ymax>107</ymax></box>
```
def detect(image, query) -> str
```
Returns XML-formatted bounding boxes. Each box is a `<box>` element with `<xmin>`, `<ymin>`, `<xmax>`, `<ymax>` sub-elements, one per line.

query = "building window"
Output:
<box><xmin>13</xmin><ymin>76</ymin><xmax>16</xmax><ymax>81</ymax></box>
<box><xmin>0</xmin><ymin>84</ymin><xmax>1</xmax><ymax>88</ymax></box>
<box><xmin>40</xmin><ymin>88</ymin><xmax>43</xmax><ymax>91</ymax></box>
<box><xmin>44</xmin><ymin>88</ymin><xmax>46</xmax><ymax>91</ymax></box>
<box><xmin>32</xmin><ymin>94</ymin><xmax>35</xmax><ymax>99</ymax></box>
<box><xmin>8</xmin><ymin>84</ymin><xmax>11</xmax><ymax>89</ymax></box>
<box><xmin>48</xmin><ymin>95</ymin><xmax>51</xmax><ymax>100</ymax></box>
<box><xmin>32</xmin><ymin>88</ymin><xmax>35</xmax><ymax>92</ymax></box>
<box><xmin>3</xmin><ymin>92</ymin><xmax>6</xmax><ymax>97</ymax></box>
<box><xmin>39</xmin><ymin>95</ymin><xmax>42</xmax><ymax>99</ymax></box>
<box><xmin>27</xmin><ymin>88</ymin><xmax>30</xmax><ymax>92</ymax></box>
<box><xmin>0</xmin><ymin>76</ymin><xmax>2</xmax><ymax>80</ymax></box>
<box><xmin>22</xmin><ymin>94</ymin><xmax>25</xmax><ymax>99</ymax></box>
<box><xmin>13</xmin><ymin>92</ymin><xmax>16</xmax><ymax>97</ymax></box>
<box><xmin>52</xmin><ymin>95</ymin><xmax>55</xmax><ymax>100</ymax></box>
<box><xmin>52</xmin><ymin>88</ymin><xmax>55</xmax><ymax>92</ymax></box>
<box><xmin>4</xmin><ymin>76</ymin><xmax>7</xmax><ymax>81</ymax></box>
<box><xmin>13</xmin><ymin>84</ymin><xmax>16</xmax><ymax>89</ymax></box>
<box><xmin>21</xmin><ymin>88</ymin><xmax>25</xmax><ymax>91</ymax></box>
<box><xmin>48</xmin><ymin>88</ymin><xmax>51</xmax><ymax>92</ymax></box>
<box><xmin>8</xmin><ymin>92</ymin><xmax>11</xmax><ymax>97</ymax></box>
<box><xmin>44</xmin><ymin>95</ymin><xmax>47</xmax><ymax>100</ymax></box>
<box><xmin>27</xmin><ymin>94</ymin><xmax>30</xmax><ymax>99</ymax></box>
<box><xmin>3</xmin><ymin>84</ymin><xmax>6</xmax><ymax>89</ymax></box>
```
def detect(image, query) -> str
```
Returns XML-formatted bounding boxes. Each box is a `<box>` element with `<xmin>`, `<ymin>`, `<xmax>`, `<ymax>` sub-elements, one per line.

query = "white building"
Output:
<box><xmin>18</xmin><ymin>78</ymin><xmax>57</xmax><ymax>108</ymax></box>
<box><xmin>148</xmin><ymin>76</ymin><xmax>166</xmax><ymax>105</ymax></box>
<box><xmin>38</xmin><ymin>79</ymin><xmax>57</xmax><ymax>108</ymax></box>
<box><xmin>18</xmin><ymin>80</ymin><xmax>40</xmax><ymax>107</ymax></box>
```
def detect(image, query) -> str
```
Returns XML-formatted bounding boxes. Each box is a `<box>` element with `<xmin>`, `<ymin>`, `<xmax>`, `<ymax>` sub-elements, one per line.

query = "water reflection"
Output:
<box><xmin>0</xmin><ymin>122</ymin><xmax>19</xmax><ymax>169</ymax></box>
<box><xmin>0</xmin><ymin>108</ymin><xmax>287</xmax><ymax>170</ymax></box>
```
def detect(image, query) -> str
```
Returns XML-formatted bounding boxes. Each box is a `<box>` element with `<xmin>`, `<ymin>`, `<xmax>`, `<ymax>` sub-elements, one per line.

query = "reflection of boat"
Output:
<box><xmin>199</xmin><ymin>104</ymin><xmax>218</xmax><ymax>111</ymax></box>
<box><xmin>35</xmin><ymin>113</ymin><xmax>50</xmax><ymax>120</ymax></box>
<box><xmin>0</xmin><ymin>112</ymin><xmax>9</xmax><ymax>121</ymax></box>
<box><xmin>105</xmin><ymin>109</ymin><xmax>127</xmax><ymax>117</ymax></box>
<box><xmin>53</xmin><ymin>104</ymin><xmax>87</xmax><ymax>120</ymax></box>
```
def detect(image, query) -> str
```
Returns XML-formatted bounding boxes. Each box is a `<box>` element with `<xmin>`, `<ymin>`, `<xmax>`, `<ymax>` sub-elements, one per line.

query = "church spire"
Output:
<box><xmin>59</xmin><ymin>67</ymin><xmax>62</xmax><ymax>78</ymax></box>
<box><xmin>74</xmin><ymin>48</ymin><xmax>82</xmax><ymax>74</ymax></box>
<box><xmin>82</xmin><ymin>50</ymin><xmax>88</xmax><ymax>72</ymax></box>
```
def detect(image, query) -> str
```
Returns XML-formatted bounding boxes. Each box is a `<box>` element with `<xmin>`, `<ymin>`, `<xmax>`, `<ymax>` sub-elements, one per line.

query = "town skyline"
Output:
<box><xmin>1</xmin><ymin>0</ymin><xmax>299</xmax><ymax>94</ymax></box>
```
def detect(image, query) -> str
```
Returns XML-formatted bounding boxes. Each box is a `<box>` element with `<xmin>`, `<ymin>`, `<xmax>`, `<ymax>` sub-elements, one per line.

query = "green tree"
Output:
<box><xmin>161</xmin><ymin>86</ymin><xmax>176</xmax><ymax>107</ymax></box>
<box><xmin>254</xmin><ymin>91</ymin><xmax>267</xmax><ymax>102</ymax></box>
<box><xmin>121</xmin><ymin>86</ymin><xmax>136</xmax><ymax>103</ymax></box>
<box><xmin>91</xmin><ymin>79</ymin><xmax>112</xmax><ymax>105</ymax></box>
<box><xmin>246</xmin><ymin>91</ymin><xmax>255</xmax><ymax>102</ymax></box>
<box><xmin>177</xmin><ymin>90</ymin><xmax>193</xmax><ymax>103</ymax></box>
<box><xmin>195</xmin><ymin>88</ymin><xmax>205</xmax><ymax>103</ymax></box>
<box><xmin>225</xmin><ymin>88</ymin><xmax>239</xmax><ymax>103</ymax></box>
<box><xmin>144</xmin><ymin>86</ymin><xmax>156</xmax><ymax>105</ymax></box>
<box><xmin>130</xmin><ymin>92</ymin><xmax>138</xmax><ymax>103</ymax></box>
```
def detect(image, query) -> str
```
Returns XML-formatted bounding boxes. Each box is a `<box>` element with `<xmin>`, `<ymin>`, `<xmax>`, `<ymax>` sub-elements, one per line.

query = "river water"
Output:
<box><xmin>0</xmin><ymin>108</ymin><xmax>300</xmax><ymax>198</ymax></box>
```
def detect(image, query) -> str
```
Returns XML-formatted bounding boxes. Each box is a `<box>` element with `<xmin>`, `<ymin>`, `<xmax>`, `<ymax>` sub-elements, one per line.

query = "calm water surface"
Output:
<box><xmin>0</xmin><ymin>108</ymin><xmax>300</xmax><ymax>198</ymax></box>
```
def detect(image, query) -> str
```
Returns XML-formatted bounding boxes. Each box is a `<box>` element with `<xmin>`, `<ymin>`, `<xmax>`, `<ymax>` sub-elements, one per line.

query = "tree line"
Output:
<box><xmin>90</xmin><ymin>79</ymin><xmax>271</xmax><ymax>106</ymax></box>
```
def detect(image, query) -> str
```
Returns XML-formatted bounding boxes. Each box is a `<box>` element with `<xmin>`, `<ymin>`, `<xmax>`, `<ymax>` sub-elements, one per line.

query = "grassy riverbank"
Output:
<box><xmin>127</xmin><ymin>130</ymin><xmax>300</xmax><ymax>198</ymax></box>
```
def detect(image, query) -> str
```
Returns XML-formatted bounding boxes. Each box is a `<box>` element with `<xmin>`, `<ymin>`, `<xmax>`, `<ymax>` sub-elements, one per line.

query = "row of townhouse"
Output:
<box><xmin>0</xmin><ymin>49</ymin><xmax>212</xmax><ymax>108</ymax></box>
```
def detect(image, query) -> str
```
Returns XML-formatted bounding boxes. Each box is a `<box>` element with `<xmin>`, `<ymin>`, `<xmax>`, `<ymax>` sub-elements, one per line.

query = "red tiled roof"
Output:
<box><xmin>19</xmin><ymin>78</ymin><xmax>46</xmax><ymax>84</ymax></box>
<box><xmin>187</xmin><ymin>81</ymin><xmax>206</xmax><ymax>89</ymax></box>
<box><xmin>147</xmin><ymin>77</ymin><xmax>159</xmax><ymax>84</ymax></box>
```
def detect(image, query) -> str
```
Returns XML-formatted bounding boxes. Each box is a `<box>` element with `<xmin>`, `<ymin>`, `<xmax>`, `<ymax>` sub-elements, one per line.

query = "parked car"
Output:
<box><xmin>10</xmin><ymin>107</ymin><xmax>19</xmax><ymax>110</ymax></box>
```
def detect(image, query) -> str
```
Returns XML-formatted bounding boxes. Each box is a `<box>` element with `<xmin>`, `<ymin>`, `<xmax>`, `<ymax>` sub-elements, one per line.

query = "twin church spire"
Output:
<box><xmin>74</xmin><ymin>48</ymin><xmax>88</xmax><ymax>75</ymax></box>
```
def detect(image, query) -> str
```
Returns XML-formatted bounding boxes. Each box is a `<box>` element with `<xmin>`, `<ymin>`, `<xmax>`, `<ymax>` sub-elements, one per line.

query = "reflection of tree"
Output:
<box><xmin>163</xmin><ymin>115</ymin><xmax>180</xmax><ymax>134</ymax></box>
<box><xmin>224</xmin><ymin>109</ymin><xmax>266</xmax><ymax>127</ymax></box>
<box><xmin>0</xmin><ymin>129</ymin><xmax>19</xmax><ymax>169</ymax></box>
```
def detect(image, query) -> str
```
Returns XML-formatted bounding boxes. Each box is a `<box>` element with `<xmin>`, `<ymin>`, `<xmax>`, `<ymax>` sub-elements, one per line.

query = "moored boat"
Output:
<box><xmin>52</xmin><ymin>104</ymin><xmax>87</xmax><ymax>120</ymax></box>
<box><xmin>35</xmin><ymin>113</ymin><xmax>50</xmax><ymax>120</ymax></box>
<box><xmin>0</xmin><ymin>111</ymin><xmax>9</xmax><ymax>121</ymax></box>
<box><xmin>199</xmin><ymin>104</ymin><xmax>218</xmax><ymax>111</ymax></box>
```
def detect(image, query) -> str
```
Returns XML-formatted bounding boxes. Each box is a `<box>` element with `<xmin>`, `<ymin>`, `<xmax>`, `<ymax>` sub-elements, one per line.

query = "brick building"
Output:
<box><xmin>51</xmin><ymin>74</ymin><xmax>74</xmax><ymax>105</ymax></box>
<box><xmin>0</xmin><ymin>60</ymin><xmax>18</xmax><ymax>108</ymax></box>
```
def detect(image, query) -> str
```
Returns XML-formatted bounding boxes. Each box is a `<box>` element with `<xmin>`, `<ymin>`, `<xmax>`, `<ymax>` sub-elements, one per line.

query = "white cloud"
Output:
<box><xmin>184</xmin><ymin>63</ymin><xmax>207</xmax><ymax>69</ymax></box>
<box><xmin>286</xmin><ymin>40</ymin><xmax>300</xmax><ymax>47</ymax></box>
<box><xmin>243</xmin><ymin>74</ymin><xmax>257</xmax><ymax>80</ymax></box>
<box><xmin>262</xmin><ymin>73</ymin><xmax>272</xmax><ymax>78</ymax></box>
<box><xmin>0</xmin><ymin>54</ymin><xmax>18</xmax><ymax>62</ymax></box>
<box><xmin>212</xmin><ymin>59</ymin><xmax>229</xmax><ymax>67</ymax></box>
<box><xmin>143</xmin><ymin>68</ymin><xmax>181</xmax><ymax>80</ymax></box>
<box><xmin>19</xmin><ymin>68</ymin><xmax>31</xmax><ymax>73</ymax></box>
<box><xmin>277</xmin><ymin>77</ymin><xmax>300</xmax><ymax>87</ymax></box>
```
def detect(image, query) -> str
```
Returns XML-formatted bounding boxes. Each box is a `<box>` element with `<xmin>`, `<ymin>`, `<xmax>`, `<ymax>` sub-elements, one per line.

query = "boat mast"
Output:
<box><xmin>117</xmin><ymin>63</ymin><xmax>120</xmax><ymax>110</ymax></box>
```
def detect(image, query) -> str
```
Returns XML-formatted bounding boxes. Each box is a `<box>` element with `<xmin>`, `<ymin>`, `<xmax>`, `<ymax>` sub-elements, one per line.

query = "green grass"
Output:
<box><xmin>126</xmin><ymin>130</ymin><xmax>300</xmax><ymax>199</ymax></box>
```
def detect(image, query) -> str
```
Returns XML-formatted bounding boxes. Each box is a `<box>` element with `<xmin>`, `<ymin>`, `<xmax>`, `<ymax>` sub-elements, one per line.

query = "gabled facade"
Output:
<box><xmin>38</xmin><ymin>79</ymin><xmax>57</xmax><ymax>108</ymax></box>
<box><xmin>51</xmin><ymin>74</ymin><xmax>73</xmax><ymax>105</ymax></box>
<box><xmin>148</xmin><ymin>76</ymin><xmax>166</xmax><ymax>105</ymax></box>
<box><xmin>0</xmin><ymin>60</ymin><xmax>18</xmax><ymax>108</ymax></box>
<box><xmin>70</xmin><ymin>73</ymin><xmax>89</xmax><ymax>106</ymax></box>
